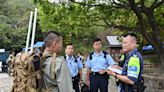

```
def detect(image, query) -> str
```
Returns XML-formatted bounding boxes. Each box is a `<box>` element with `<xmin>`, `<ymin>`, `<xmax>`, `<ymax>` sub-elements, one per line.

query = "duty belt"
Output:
<box><xmin>90</xmin><ymin>72</ymin><xmax>107</xmax><ymax>76</ymax></box>
<box><xmin>72</xmin><ymin>75</ymin><xmax>80</xmax><ymax>83</ymax></box>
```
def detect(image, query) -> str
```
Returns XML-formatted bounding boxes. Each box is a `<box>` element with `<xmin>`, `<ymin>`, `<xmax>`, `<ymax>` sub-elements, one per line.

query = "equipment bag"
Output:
<box><xmin>11</xmin><ymin>53</ymin><xmax>41</xmax><ymax>92</ymax></box>
<box><xmin>132</xmin><ymin>77</ymin><xmax>146</xmax><ymax>92</ymax></box>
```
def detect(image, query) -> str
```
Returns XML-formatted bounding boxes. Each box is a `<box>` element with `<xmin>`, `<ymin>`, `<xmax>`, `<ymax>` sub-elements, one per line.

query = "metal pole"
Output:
<box><xmin>25</xmin><ymin>11</ymin><xmax>33</xmax><ymax>52</ymax></box>
<box><xmin>30</xmin><ymin>8</ymin><xmax>37</xmax><ymax>53</ymax></box>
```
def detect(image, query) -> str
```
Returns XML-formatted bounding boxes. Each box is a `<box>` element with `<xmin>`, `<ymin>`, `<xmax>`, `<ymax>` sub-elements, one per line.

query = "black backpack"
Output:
<box><xmin>123</xmin><ymin>76</ymin><xmax>146</xmax><ymax>92</ymax></box>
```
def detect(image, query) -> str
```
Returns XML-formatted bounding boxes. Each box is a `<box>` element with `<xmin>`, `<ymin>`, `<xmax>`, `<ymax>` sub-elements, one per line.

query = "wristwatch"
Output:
<box><xmin>115</xmin><ymin>73</ymin><xmax>118</xmax><ymax>78</ymax></box>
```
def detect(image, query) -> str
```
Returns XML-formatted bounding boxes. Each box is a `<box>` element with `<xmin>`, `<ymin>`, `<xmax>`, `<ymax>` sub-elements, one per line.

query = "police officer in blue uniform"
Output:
<box><xmin>65</xmin><ymin>43</ymin><xmax>83</xmax><ymax>92</ymax></box>
<box><xmin>85</xmin><ymin>38</ymin><xmax>115</xmax><ymax>92</ymax></box>
<box><xmin>107</xmin><ymin>34</ymin><xmax>144</xmax><ymax>92</ymax></box>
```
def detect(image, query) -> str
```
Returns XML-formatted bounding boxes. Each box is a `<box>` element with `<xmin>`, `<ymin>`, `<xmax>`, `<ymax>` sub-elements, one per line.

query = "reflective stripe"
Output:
<box><xmin>127</xmin><ymin>56</ymin><xmax>140</xmax><ymax>78</ymax></box>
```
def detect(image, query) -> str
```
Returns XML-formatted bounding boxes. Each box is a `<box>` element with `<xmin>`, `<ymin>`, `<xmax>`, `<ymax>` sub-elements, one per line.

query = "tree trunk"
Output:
<box><xmin>128</xmin><ymin>0</ymin><xmax>164</xmax><ymax>68</ymax></box>
<box><xmin>143</xmin><ymin>7</ymin><xmax>164</xmax><ymax>68</ymax></box>
<box><xmin>154</xmin><ymin>46</ymin><xmax>164</xmax><ymax>74</ymax></box>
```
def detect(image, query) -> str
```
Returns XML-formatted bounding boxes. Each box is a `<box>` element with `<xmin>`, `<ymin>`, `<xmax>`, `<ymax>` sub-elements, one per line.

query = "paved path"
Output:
<box><xmin>0</xmin><ymin>68</ymin><xmax>118</xmax><ymax>92</ymax></box>
<box><xmin>82</xmin><ymin>68</ymin><xmax>118</xmax><ymax>92</ymax></box>
<box><xmin>0</xmin><ymin>73</ymin><xmax>13</xmax><ymax>92</ymax></box>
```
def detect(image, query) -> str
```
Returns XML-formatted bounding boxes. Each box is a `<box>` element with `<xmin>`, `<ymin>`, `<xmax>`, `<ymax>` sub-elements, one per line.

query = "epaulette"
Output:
<box><xmin>89</xmin><ymin>51</ymin><xmax>107</xmax><ymax>60</ymax></box>
<box><xmin>132</xmin><ymin>54</ymin><xmax>138</xmax><ymax>58</ymax></box>
<box><xmin>64</xmin><ymin>55</ymin><xmax>78</xmax><ymax>63</ymax></box>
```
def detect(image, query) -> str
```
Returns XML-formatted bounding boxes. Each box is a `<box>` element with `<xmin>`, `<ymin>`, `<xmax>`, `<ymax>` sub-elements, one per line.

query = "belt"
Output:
<box><xmin>90</xmin><ymin>72</ymin><xmax>108</xmax><ymax>76</ymax></box>
<box><xmin>72</xmin><ymin>75</ymin><xmax>79</xmax><ymax>79</ymax></box>
<box><xmin>72</xmin><ymin>75</ymin><xmax>80</xmax><ymax>82</ymax></box>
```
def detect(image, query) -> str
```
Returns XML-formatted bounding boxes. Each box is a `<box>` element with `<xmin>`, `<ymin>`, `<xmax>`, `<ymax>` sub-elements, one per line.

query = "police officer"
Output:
<box><xmin>65</xmin><ymin>43</ymin><xmax>83</xmax><ymax>92</ymax></box>
<box><xmin>107</xmin><ymin>34</ymin><xmax>144</xmax><ymax>92</ymax></box>
<box><xmin>6</xmin><ymin>51</ymin><xmax>15</xmax><ymax>75</ymax></box>
<box><xmin>85</xmin><ymin>38</ymin><xmax>115</xmax><ymax>92</ymax></box>
<box><xmin>118</xmin><ymin>49</ymin><xmax>126</xmax><ymax>68</ymax></box>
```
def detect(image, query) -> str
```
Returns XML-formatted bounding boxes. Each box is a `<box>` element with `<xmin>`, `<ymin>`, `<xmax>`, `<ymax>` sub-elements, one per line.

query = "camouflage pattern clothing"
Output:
<box><xmin>11</xmin><ymin>53</ymin><xmax>41</xmax><ymax>92</ymax></box>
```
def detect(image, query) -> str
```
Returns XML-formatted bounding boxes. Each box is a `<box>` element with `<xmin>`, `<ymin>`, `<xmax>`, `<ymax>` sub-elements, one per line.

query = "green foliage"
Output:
<box><xmin>33</xmin><ymin>0</ymin><xmax>163</xmax><ymax>56</ymax></box>
<box><xmin>36</xmin><ymin>0</ymin><xmax>105</xmax><ymax>52</ymax></box>
<box><xmin>0</xmin><ymin>0</ymin><xmax>35</xmax><ymax>50</ymax></box>
<box><xmin>154</xmin><ymin>5</ymin><xmax>164</xmax><ymax>41</ymax></box>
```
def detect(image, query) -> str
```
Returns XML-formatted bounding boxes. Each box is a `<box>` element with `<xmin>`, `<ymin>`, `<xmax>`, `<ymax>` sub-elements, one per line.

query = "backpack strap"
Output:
<box><xmin>89</xmin><ymin>52</ymin><xmax>94</xmax><ymax>60</ymax></box>
<box><xmin>102</xmin><ymin>51</ymin><xmax>107</xmax><ymax>59</ymax></box>
<box><xmin>74</xmin><ymin>55</ymin><xmax>78</xmax><ymax>63</ymax></box>
<box><xmin>64</xmin><ymin>55</ymin><xmax>78</xmax><ymax>63</ymax></box>
<box><xmin>64</xmin><ymin>55</ymin><xmax>66</xmax><ymax>60</ymax></box>
<box><xmin>50</xmin><ymin>53</ymin><xmax>57</xmax><ymax>79</ymax></box>
<box><xmin>40</xmin><ymin>53</ymin><xmax>53</xmax><ymax>82</ymax></box>
<box><xmin>41</xmin><ymin>52</ymin><xmax>56</xmax><ymax>79</ymax></box>
<box><xmin>40</xmin><ymin>55</ymin><xmax>52</xmax><ymax>71</ymax></box>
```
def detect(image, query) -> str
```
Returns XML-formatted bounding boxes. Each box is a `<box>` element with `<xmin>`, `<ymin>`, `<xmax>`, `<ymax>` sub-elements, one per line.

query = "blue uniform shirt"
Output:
<box><xmin>85</xmin><ymin>51</ymin><xmax>115</xmax><ymax>72</ymax></box>
<box><xmin>121</xmin><ymin>48</ymin><xmax>143</xmax><ymax>92</ymax></box>
<box><xmin>66</xmin><ymin>55</ymin><xmax>83</xmax><ymax>77</ymax></box>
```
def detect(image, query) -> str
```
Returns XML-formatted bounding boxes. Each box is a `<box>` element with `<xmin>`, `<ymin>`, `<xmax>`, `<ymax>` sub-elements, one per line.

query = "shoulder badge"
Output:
<box><xmin>132</xmin><ymin>54</ymin><xmax>138</xmax><ymax>58</ymax></box>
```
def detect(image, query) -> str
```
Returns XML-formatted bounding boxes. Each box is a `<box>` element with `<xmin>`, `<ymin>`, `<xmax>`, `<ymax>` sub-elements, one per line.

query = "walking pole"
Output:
<box><xmin>30</xmin><ymin>8</ymin><xmax>37</xmax><ymax>53</ymax></box>
<box><xmin>25</xmin><ymin>11</ymin><xmax>33</xmax><ymax>52</ymax></box>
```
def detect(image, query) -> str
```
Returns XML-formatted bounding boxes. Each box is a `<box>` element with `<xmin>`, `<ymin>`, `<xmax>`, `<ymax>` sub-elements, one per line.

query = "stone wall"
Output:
<box><xmin>143</xmin><ymin>74</ymin><xmax>164</xmax><ymax>92</ymax></box>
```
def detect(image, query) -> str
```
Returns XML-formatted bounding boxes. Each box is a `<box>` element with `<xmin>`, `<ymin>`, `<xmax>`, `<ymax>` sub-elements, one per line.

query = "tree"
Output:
<box><xmin>110</xmin><ymin>0</ymin><xmax>164</xmax><ymax>66</ymax></box>
<box><xmin>69</xmin><ymin>0</ymin><xmax>164</xmax><ymax>67</ymax></box>
<box><xmin>34</xmin><ymin>0</ymin><xmax>104</xmax><ymax>47</ymax></box>
<box><xmin>34</xmin><ymin>0</ymin><xmax>164</xmax><ymax>66</ymax></box>
<box><xmin>0</xmin><ymin>0</ymin><xmax>43</xmax><ymax>51</ymax></box>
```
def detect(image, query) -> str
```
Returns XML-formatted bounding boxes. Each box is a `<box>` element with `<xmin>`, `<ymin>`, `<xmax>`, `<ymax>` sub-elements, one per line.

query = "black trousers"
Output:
<box><xmin>72</xmin><ymin>75</ymin><xmax>80</xmax><ymax>92</ymax></box>
<box><xmin>90</xmin><ymin>73</ymin><xmax>109</xmax><ymax>92</ymax></box>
